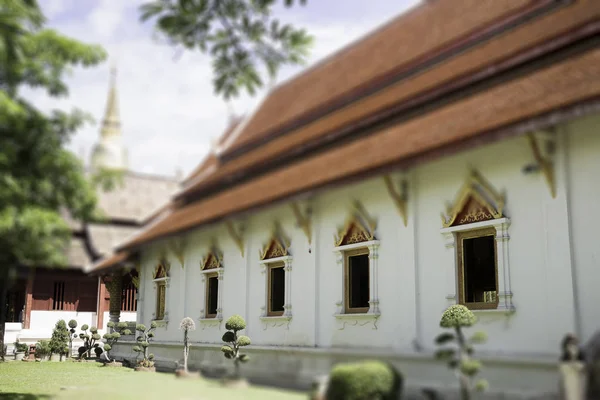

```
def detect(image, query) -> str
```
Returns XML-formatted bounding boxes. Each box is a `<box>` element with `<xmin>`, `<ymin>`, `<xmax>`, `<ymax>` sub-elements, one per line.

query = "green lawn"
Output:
<box><xmin>0</xmin><ymin>361</ymin><xmax>307</xmax><ymax>400</ymax></box>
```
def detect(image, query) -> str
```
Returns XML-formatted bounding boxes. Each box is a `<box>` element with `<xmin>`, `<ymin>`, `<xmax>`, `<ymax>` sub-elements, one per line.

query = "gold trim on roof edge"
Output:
<box><xmin>260</xmin><ymin>222</ymin><xmax>291</xmax><ymax>260</ymax></box>
<box><xmin>441</xmin><ymin>169</ymin><xmax>505</xmax><ymax>228</ymax></box>
<box><xmin>334</xmin><ymin>200</ymin><xmax>377</xmax><ymax>247</ymax></box>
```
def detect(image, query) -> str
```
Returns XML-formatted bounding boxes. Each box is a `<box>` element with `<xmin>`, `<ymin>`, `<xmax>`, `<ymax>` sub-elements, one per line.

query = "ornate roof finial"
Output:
<box><xmin>90</xmin><ymin>58</ymin><xmax>128</xmax><ymax>171</ymax></box>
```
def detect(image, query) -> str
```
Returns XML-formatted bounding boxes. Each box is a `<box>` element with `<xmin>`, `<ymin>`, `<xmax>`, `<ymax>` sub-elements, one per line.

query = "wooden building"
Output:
<box><xmin>4</xmin><ymin>67</ymin><xmax>180</xmax><ymax>349</ymax></box>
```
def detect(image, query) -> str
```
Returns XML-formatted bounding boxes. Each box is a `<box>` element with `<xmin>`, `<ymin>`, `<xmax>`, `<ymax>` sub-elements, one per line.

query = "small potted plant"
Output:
<box><xmin>175</xmin><ymin>317</ymin><xmax>200</xmax><ymax>378</ymax></box>
<box><xmin>13</xmin><ymin>340</ymin><xmax>28</xmax><ymax>361</ymax></box>
<box><xmin>34</xmin><ymin>340</ymin><xmax>51</xmax><ymax>361</ymax></box>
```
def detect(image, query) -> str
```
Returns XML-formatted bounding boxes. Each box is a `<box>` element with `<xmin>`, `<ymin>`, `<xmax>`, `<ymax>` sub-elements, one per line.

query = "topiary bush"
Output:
<box><xmin>220</xmin><ymin>315</ymin><xmax>251</xmax><ymax>380</ymax></box>
<box><xmin>435</xmin><ymin>305</ymin><xmax>488</xmax><ymax>400</ymax></box>
<box><xmin>49</xmin><ymin>320</ymin><xmax>70</xmax><ymax>361</ymax></box>
<box><xmin>103</xmin><ymin>321</ymin><xmax>132</xmax><ymax>363</ymax></box>
<box><xmin>78</xmin><ymin>324</ymin><xmax>102</xmax><ymax>359</ymax></box>
<box><xmin>325</xmin><ymin>360</ymin><xmax>403</xmax><ymax>400</ymax></box>
<box><xmin>133</xmin><ymin>321</ymin><xmax>157</xmax><ymax>368</ymax></box>
<box><xmin>67</xmin><ymin>320</ymin><xmax>77</xmax><ymax>357</ymax></box>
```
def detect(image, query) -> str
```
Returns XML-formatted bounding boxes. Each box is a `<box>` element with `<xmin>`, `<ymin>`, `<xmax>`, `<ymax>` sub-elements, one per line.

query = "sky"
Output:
<box><xmin>28</xmin><ymin>0</ymin><xmax>420</xmax><ymax>178</ymax></box>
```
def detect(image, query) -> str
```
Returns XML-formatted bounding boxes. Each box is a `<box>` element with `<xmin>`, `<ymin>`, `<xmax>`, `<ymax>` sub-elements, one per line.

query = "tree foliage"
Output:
<box><xmin>139</xmin><ymin>0</ymin><xmax>313</xmax><ymax>100</ymax></box>
<box><xmin>48</xmin><ymin>319</ymin><xmax>69</xmax><ymax>361</ymax></box>
<box><xmin>0</xmin><ymin>0</ymin><xmax>106</xmax><ymax>361</ymax></box>
<box><xmin>221</xmin><ymin>315</ymin><xmax>250</xmax><ymax>379</ymax></box>
<box><xmin>103</xmin><ymin>321</ymin><xmax>132</xmax><ymax>363</ymax></box>
<box><xmin>133</xmin><ymin>322</ymin><xmax>157</xmax><ymax>368</ymax></box>
<box><xmin>435</xmin><ymin>305</ymin><xmax>488</xmax><ymax>400</ymax></box>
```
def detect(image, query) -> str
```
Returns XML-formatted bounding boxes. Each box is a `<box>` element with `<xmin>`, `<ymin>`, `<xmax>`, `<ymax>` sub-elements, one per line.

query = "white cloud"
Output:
<box><xmin>27</xmin><ymin>1</ymin><xmax>417</xmax><ymax>177</ymax></box>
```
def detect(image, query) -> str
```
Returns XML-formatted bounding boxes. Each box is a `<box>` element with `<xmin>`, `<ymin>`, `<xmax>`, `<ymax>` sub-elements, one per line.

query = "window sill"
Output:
<box><xmin>334</xmin><ymin>312</ymin><xmax>380</xmax><ymax>330</ymax></box>
<box><xmin>259</xmin><ymin>315</ymin><xmax>292</xmax><ymax>330</ymax></box>
<box><xmin>197</xmin><ymin>317</ymin><xmax>222</xmax><ymax>329</ymax></box>
<box><xmin>470</xmin><ymin>306</ymin><xmax>516</xmax><ymax>315</ymax></box>
<box><xmin>153</xmin><ymin>319</ymin><xmax>168</xmax><ymax>328</ymax></box>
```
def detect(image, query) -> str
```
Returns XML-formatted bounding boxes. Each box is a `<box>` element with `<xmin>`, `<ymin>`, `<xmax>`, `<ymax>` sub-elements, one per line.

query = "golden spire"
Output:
<box><xmin>100</xmin><ymin>61</ymin><xmax>121</xmax><ymax>138</ymax></box>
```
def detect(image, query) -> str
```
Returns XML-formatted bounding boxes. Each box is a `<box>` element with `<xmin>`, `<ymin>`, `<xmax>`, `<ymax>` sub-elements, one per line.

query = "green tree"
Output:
<box><xmin>49</xmin><ymin>319</ymin><xmax>69</xmax><ymax>361</ymax></box>
<box><xmin>0</xmin><ymin>0</ymin><xmax>107</xmax><ymax>361</ymax></box>
<box><xmin>435</xmin><ymin>305</ymin><xmax>489</xmax><ymax>400</ymax></box>
<box><xmin>220</xmin><ymin>315</ymin><xmax>250</xmax><ymax>379</ymax></box>
<box><xmin>139</xmin><ymin>0</ymin><xmax>313</xmax><ymax>100</ymax></box>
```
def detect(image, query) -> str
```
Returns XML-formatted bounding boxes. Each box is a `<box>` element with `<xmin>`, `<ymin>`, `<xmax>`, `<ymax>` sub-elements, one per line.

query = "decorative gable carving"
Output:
<box><xmin>335</xmin><ymin>200</ymin><xmax>377</xmax><ymax>247</ymax></box>
<box><xmin>201</xmin><ymin>244</ymin><xmax>223</xmax><ymax>270</ymax></box>
<box><xmin>152</xmin><ymin>259</ymin><xmax>170</xmax><ymax>279</ymax></box>
<box><xmin>260</xmin><ymin>223</ymin><xmax>291</xmax><ymax>260</ymax></box>
<box><xmin>441</xmin><ymin>169</ymin><xmax>505</xmax><ymax>228</ymax></box>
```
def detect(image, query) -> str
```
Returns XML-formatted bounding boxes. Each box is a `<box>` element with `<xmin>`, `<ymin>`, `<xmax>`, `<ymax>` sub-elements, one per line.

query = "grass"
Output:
<box><xmin>0</xmin><ymin>361</ymin><xmax>307</xmax><ymax>400</ymax></box>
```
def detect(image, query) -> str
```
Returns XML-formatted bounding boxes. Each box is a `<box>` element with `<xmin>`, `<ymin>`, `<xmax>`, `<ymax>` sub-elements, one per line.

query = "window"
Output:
<box><xmin>440</xmin><ymin>170</ymin><xmax>515</xmax><ymax>313</ymax></box>
<box><xmin>52</xmin><ymin>281</ymin><xmax>66</xmax><ymax>310</ymax></box>
<box><xmin>267</xmin><ymin>263</ymin><xmax>285</xmax><ymax>317</ymax></box>
<box><xmin>152</xmin><ymin>262</ymin><xmax>170</xmax><ymax>322</ymax></box>
<box><xmin>156</xmin><ymin>281</ymin><xmax>166</xmax><ymax>320</ymax></box>
<box><xmin>457</xmin><ymin>228</ymin><xmax>498</xmax><ymax>309</ymax></box>
<box><xmin>345</xmin><ymin>249</ymin><xmax>370</xmax><ymax>313</ymax></box>
<box><xmin>200</xmin><ymin>248</ymin><xmax>224</xmax><ymax>322</ymax></box>
<box><xmin>259</xmin><ymin>226</ymin><xmax>293</xmax><ymax>324</ymax></box>
<box><xmin>205</xmin><ymin>274</ymin><xmax>219</xmax><ymax>318</ymax></box>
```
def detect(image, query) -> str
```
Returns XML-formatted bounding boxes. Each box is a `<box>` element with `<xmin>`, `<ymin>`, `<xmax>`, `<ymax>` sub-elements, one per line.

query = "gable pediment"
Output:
<box><xmin>152</xmin><ymin>259</ymin><xmax>170</xmax><ymax>279</ymax></box>
<box><xmin>260</xmin><ymin>223</ymin><xmax>291</xmax><ymax>260</ymax></box>
<box><xmin>201</xmin><ymin>245</ymin><xmax>223</xmax><ymax>270</ymax></box>
<box><xmin>442</xmin><ymin>169</ymin><xmax>505</xmax><ymax>228</ymax></box>
<box><xmin>335</xmin><ymin>200</ymin><xmax>377</xmax><ymax>247</ymax></box>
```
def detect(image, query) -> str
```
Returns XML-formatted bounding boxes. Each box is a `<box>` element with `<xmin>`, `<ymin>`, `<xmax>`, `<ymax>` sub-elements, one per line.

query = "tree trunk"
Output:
<box><xmin>0</xmin><ymin>279</ymin><xmax>7</xmax><ymax>362</ymax></box>
<box><xmin>455</xmin><ymin>327</ymin><xmax>471</xmax><ymax>400</ymax></box>
<box><xmin>183</xmin><ymin>330</ymin><xmax>189</xmax><ymax>372</ymax></box>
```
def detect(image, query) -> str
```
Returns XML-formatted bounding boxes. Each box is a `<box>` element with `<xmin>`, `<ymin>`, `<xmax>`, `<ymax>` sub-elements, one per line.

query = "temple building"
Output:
<box><xmin>4</xmin><ymin>66</ymin><xmax>180</xmax><ymax>350</ymax></box>
<box><xmin>92</xmin><ymin>1</ymin><xmax>600</xmax><ymax>397</ymax></box>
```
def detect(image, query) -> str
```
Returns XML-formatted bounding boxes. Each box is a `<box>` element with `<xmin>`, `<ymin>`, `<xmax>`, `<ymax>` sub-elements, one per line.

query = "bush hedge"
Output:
<box><xmin>325</xmin><ymin>360</ymin><xmax>403</xmax><ymax>400</ymax></box>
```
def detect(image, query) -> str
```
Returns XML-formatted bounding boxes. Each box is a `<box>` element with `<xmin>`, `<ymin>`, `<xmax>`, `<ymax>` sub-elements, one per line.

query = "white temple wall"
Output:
<box><xmin>131</xmin><ymin>114</ymin><xmax>600</xmax><ymax>395</ymax></box>
<box><xmin>414</xmin><ymin>132</ymin><xmax>577</xmax><ymax>356</ymax></box>
<box><xmin>565</xmin><ymin>115</ymin><xmax>600</xmax><ymax>343</ymax></box>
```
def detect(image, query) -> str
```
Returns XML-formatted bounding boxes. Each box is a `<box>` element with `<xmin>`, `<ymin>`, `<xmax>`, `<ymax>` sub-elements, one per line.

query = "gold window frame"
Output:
<box><xmin>456</xmin><ymin>227</ymin><xmax>499</xmax><ymax>310</ymax></box>
<box><xmin>344</xmin><ymin>248</ymin><xmax>370</xmax><ymax>314</ymax></box>
<box><xmin>204</xmin><ymin>272</ymin><xmax>219</xmax><ymax>319</ymax></box>
<box><xmin>266</xmin><ymin>262</ymin><xmax>285</xmax><ymax>317</ymax></box>
<box><xmin>155</xmin><ymin>280</ymin><xmax>166</xmax><ymax>320</ymax></box>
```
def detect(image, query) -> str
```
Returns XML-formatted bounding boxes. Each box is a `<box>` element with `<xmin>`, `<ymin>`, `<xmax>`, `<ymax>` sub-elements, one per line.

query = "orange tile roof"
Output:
<box><xmin>116</xmin><ymin>48</ymin><xmax>600</xmax><ymax>252</ymax></box>
<box><xmin>223</xmin><ymin>0</ymin><xmax>535</xmax><ymax>154</ymax></box>
<box><xmin>177</xmin><ymin>0</ymin><xmax>599</xmax><ymax>200</ymax></box>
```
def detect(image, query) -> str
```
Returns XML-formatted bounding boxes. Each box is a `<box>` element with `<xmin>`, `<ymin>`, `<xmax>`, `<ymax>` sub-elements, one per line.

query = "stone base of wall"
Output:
<box><xmin>111</xmin><ymin>341</ymin><xmax>559</xmax><ymax>400</ymax></box>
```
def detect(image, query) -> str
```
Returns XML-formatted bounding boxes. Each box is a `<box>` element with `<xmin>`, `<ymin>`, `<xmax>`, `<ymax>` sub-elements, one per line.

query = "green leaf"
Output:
<box><xmin>435</xmin><ymin>332</ymin><xmax>455</xmax><ymax>345</ymax></box>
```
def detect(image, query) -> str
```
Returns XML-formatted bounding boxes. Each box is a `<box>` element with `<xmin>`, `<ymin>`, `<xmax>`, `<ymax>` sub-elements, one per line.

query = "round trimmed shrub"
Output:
<box><xmin>325</xmin><ymin>360</ymin><xmax>403</xmax><ymax>400</ymax></box>
<box><xmin>225</xmin><ymin>315</ymin><xmax>246</xmax><ymax>332</ymax></box>
<box><xmin>440</xmin><ymin>305</ymin><xmax>476</xmax><ymax>328</ymax></box>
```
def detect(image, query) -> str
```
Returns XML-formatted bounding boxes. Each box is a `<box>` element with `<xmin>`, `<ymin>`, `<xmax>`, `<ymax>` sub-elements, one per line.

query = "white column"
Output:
<box><xmin>283</xmin><ymin>258</ymin><xmax>293</xmax><ymax>317</ymax></box>
<box><xmin>260</xmin><ymin>264</ymin><xmax>267</xmax><ymax>317</ymax></box>
<box><xmin>442</xmin><ymin>232</ymin><xmax>457</xmax><ymax>308</ymax></box>
<box><xmin>334</xmin><ymin>250</ymin><xmax>344</xmax><ymax>314</ymax></box>
<box><xmin>217</xmin><ymin>269</ymin><xmax>224</xmax><ymax>319</ymax></box>
<box><xmin>494</xmin><ymin>221</ymin><xmax>514</xmax><ymax>312</ymax></box>
<box><xmin>367</xmin><ymin>243</ymin><xmax>380</xmax><ymax>314</ymax></box>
